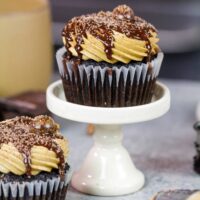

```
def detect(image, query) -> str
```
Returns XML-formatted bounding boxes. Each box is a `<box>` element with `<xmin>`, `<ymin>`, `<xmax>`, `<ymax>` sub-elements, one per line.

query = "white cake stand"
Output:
<box><xmin>46</xmin><ymin>80</ymin><xmax>170</xmax><ymax>196</ymax></box>
<box><xmin>197</xmin><ymin>102</ymin><xmax>200</xmax><ymax>120</ymax></box>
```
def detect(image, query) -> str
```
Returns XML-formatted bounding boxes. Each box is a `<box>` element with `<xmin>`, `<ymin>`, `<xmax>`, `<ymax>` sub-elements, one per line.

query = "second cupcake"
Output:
<box><xmin>0</xmin><ymin>115</ymin><xmax>71</xmax><ymax>200</ymax></box>
<box><xmin>57</xmin><ymin>5</ymin><xmax>163</xmax><ymax>107</ymax></box>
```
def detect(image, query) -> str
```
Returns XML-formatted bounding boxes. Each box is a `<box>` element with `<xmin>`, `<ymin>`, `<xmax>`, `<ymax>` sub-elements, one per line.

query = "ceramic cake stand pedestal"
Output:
<box><xmin>46</xmin><ymin>80</ymin><xmax>170</xmax><ymax>196</ymax></box>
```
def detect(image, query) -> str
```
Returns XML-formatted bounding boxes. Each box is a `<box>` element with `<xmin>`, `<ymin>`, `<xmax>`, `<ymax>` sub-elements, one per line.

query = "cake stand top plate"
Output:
<box><xmin>46</xmin><ymin>80</ymin><xmax>170</xmax><ymax>124</ymax></box>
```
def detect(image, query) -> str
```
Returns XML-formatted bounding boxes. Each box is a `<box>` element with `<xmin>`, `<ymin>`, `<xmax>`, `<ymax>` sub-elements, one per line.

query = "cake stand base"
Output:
<box><xmin>71</xmin><ymin>125</ymin><xmax>144</xmax><ymax>196</ymax></box>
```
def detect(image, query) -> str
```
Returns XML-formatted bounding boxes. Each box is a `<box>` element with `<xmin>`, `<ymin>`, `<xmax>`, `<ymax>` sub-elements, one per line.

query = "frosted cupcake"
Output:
<box><xmin>0</xmin><ymin>116</ymin><xmax>71</xmax><ymax>200</ymax></box>
<box><xmin>57</xmin><ymin>5</ymin><xmax>163</xmax><ymax>107</ymax></box>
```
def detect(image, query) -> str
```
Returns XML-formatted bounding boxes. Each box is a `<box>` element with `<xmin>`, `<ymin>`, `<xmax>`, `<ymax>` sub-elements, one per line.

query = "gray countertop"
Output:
<box><xmin>53</xmin><ymin>78</ymin><xmax>200</xmax><ymax>200</ymax></box>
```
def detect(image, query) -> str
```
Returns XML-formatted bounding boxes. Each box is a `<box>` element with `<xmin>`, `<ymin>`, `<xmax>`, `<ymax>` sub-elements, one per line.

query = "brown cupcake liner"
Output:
<box><xmin>57</xmin><ymin>47</ymin><xmax>163</xmax><ymax>107</ymax></box>
<box><xmin>0</xmin><ymin>168</ymin><xmax>72</xmax><ymax>200</ymax></box>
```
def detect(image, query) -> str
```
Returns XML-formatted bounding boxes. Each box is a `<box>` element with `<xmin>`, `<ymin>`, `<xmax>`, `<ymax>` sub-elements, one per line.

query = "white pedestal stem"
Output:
<box><xmin>71</xmin><ymin>124</ymin><xmax>145</xmax><ymax>196</ymax></box>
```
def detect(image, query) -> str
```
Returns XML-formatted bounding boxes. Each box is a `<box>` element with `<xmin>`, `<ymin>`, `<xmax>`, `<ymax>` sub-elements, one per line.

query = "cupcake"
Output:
<box><xmin>151</xmin><ymin>190</ymin><xmax>200</xmax><ymax>200</ymax></box>
<box><xmin>0</xmin><ymin>115</ymin><xmax>71</xmax><ymax>200</ymax></box>
<box><xmin>57</xmin><ymin>5</ymin><xmax>163</xmax><ymax>107</ymax></box>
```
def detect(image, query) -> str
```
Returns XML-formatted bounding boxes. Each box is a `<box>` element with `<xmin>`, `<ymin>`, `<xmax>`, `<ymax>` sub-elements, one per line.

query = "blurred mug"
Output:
<box><xmin>0</xmin><ymin>0</ymin><xmax>52</xmax><ymax>97</ymax></box>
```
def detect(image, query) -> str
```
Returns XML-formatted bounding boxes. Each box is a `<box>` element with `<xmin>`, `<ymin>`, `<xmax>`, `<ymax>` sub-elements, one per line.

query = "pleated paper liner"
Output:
<box><xmin>57</xmin><ymin>47</ymin><xmax>163</xmax><ymax>107</ymax></box>
<box><xmin>0</xmin><ymin>168</ymin><xmax>72</xmax><ymax>200</ymax></box>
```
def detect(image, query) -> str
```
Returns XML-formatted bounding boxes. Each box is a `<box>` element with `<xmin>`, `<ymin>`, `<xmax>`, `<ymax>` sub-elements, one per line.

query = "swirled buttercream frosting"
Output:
<box><xmin>0</xmin><ymin>116</ymin><xmax>69</xmax><ymax>177</ymax></box>
<box><xmin>62</xmin><ymin>5</ymin><xmax>160</xmax><ymax>64</ymax></box>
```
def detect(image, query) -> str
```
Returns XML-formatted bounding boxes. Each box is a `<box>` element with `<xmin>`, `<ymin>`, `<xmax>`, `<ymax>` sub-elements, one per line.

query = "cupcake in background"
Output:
<box><xmin>0</xmin><ymin>115</ymin><xmax>71</xmax><ymax>200</ymax></box>
<box><xmin>57</xmin><ymin>5</ymin><xmax>163</xmax><ymax>107</ymax></box>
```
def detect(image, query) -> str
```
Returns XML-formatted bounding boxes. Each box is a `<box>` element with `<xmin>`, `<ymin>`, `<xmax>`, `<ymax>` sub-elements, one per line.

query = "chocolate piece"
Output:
<box><xmin>0</xmin><ymin>116</ymin><xmax>65</xmax><ymax>177</ymax></box>
<box><xmin>194</xmin><ymin>121</ymin><xmax>200</xmax><ymax>174</ymax></box>
<box><xmin>0</xmin><ymin>91</ymin><xmax>50</xmax><ymax>121</ymax></box>
<box><xmin>152</xmin><ymin>190</ymin><xmax>198</xmax><ymax>200</ymax></box>
<box><xmin>62</xmin><ymin>5</ymin><xmax>157</xmax><ymax>61</ymax></box>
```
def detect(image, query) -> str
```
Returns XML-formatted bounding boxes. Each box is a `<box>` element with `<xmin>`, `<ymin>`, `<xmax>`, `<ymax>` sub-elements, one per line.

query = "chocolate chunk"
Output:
<box><xmin>0</xmin><ymin>91</ymin><xmax>50</xmax><ymax>121</ymax></box>
<box><xmin>194</xmin><ymin>121</ymin><xmax>200</xmax><ymax>174</ymax></box>
<box><xmin>152</xmin><ymin>190</ymin><xmax>198</xmax><ymax>200</ymax></box>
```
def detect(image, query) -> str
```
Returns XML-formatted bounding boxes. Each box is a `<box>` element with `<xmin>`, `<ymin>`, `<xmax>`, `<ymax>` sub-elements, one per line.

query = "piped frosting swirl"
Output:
<box><xmin>62</xmin><ymin>5</ymin><xmax>160</xmax><ymax>64</ymax></box>
<box><xmin>0</xmin><ymin>116</ymin><xmax>68</xmax><ymax>177</ymax></box>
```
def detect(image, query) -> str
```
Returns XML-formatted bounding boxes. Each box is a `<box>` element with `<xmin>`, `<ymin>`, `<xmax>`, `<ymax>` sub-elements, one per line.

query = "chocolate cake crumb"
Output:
<box><xmin>153</xmin><ymin>190</ymin><xmax>198</xmax><ymax>200</ymax></box>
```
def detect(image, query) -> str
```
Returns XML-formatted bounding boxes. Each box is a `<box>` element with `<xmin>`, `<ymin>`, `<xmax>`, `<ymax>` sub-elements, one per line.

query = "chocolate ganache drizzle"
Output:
<box><xmin>0</xmin><ymin>116</ymin><xmax>65</xmax><ymax>177</ymax></box>
<box><xmin>62</xmin><ymin>5</ymin><xmax>158</xmax><ymax>62</ymax></box>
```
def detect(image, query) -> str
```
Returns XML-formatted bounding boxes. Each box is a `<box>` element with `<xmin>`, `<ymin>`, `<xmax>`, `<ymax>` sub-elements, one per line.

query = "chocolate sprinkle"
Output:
<box><xmin>0</xmin><ymin>116</ymin><xmax>65</xmax><ymax>177</ymax></box>
<box><xmin>62</xmin><ymin>5</ymin><xmax>157</xmax><ymax>62</ymax></box>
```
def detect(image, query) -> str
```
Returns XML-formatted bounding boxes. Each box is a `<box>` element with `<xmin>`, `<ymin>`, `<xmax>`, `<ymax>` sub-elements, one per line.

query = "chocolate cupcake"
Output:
<box><xmin>151</xmin><ymin>190</ymin><xmax>200</xmax><ymax>200</ymax></box>
<box><xmin>57</xmin><ymin>5</ymin><xmax>163</xmax><ymax>107</ymax></box>
<box><xmin>0</xmin><ymin>116</ymin><xmax>71</xmax><ymax>200</ymax></box>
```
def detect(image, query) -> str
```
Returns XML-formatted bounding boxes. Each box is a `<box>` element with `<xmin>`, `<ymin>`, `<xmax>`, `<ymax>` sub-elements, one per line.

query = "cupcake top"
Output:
<box><xmin>62</xmin><ymin>5</ymin><xmax>160</xmax><ymax>64</ymax></box>
<box><xmin>0</xmin><ymin>116</ymin><xmax>68</xmax><ymax>177</ymax></box>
